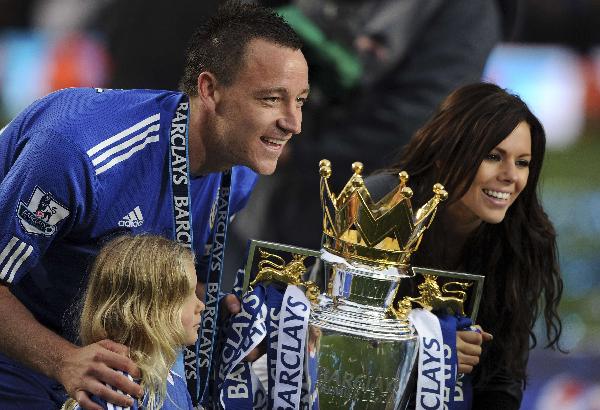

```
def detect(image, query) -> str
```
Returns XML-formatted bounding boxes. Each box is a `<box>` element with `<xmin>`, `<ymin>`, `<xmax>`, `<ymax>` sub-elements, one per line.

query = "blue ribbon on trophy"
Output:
<box><xmin>409</xmin><ymin>309</ymin><xmax>475</xmax><ymax>410</ymax></box>
<box><xmin>439</xmin><ymin>314</ymin><xmax>475</xmax><ymax>409</ymax></box>
<box><xmin>215</xmin><ymin>282</ymin><xmax>267</xmax><ymax>409</ymax></box>
<box><xmin>213</xmin><ymin>245</ymin><xmax>316</xmax><ymax>410</ymax></box>
<box><xmin>271</xmin><ymin>285</ymin><xmax>310</xmax><ymax>409</ymax></box>
<box><xmin>265</xmin><ymin>284</ymin><xmax>284</xmax><ymax>409</ymax></box>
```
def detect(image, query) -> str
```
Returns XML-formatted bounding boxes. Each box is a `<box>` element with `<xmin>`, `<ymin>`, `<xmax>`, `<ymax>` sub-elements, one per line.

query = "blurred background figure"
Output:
<box><xmin>0</xmin><ymin>0</ymin><xmax>111</xmax><ymax>122</ymax></box>
<box><xmin>240</xmin><ymin>0</ymin><xmax>517</xmax><ymax>253</ymax></box>
<box><xmin>89</xmin><ymin>0</ymin><xmax>219</xmax><ymax>90</ymax></box>
<box><xmin>1</xmin><ymin>1</ymin><xmax>600</xmax><ymax>409</ymax></box>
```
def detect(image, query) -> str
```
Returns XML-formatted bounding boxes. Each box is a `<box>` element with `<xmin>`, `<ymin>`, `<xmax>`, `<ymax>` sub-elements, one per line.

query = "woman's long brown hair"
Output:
<box><xmin>388</xmin><ymin>83</ymin><xmax>563</xmax><ymax>385</ymax></box>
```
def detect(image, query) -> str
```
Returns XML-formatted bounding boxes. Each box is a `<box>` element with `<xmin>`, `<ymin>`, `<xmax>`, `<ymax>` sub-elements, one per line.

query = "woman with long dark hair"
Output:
<box><xmin>368</xmin><ymin>82</ymin><xmax>563</xmax><ymax>409</ymax></box>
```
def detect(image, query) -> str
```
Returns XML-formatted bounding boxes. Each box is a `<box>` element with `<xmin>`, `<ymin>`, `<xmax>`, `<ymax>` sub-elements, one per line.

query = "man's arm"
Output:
<box><xmin>0</xmin><ymin>285</ymin><xmax>143</xmax><ymax>410</ymax></box>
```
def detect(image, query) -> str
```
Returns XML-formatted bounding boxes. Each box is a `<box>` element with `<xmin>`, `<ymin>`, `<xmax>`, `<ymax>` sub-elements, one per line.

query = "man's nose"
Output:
<box><xmin>278</xmin><ymin>105</ymin><xmax>302</xmax><ymax>135</ymax></box>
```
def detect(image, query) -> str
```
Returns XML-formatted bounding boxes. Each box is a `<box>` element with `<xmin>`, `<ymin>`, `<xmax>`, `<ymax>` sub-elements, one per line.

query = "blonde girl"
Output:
<box><xmin>63</xmin><ymin>235</ymin><xmax>204</xmax><ymax>409</ymax></box>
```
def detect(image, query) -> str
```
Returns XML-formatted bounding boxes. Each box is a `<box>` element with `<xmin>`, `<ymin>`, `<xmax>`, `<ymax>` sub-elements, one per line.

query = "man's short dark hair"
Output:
<box><xmin>179</xmin><ymin>1</ymin><xmax>303</xmax><ymax>96</ymax></box>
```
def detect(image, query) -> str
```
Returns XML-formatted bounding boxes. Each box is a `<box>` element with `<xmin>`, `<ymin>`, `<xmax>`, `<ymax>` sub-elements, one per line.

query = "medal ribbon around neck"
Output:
<box><xmin>168</xmin><ymin>95</ymin><xmax>234</xmax><ymax>405</ymax></box>
<box><xmin>195</xmin><ymin>168</ymin><xmax>232</xmax><ymax>406</ymax></box>
<box><xmin>167</xmin><ymin>96</ymin><xmax>198</xmax><ymax>402</ymax></box>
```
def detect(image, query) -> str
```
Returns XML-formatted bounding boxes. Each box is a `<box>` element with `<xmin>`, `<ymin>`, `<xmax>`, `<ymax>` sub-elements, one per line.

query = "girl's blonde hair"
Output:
<box><xmin>64</xmin><ymin>234</ymin><xmax>195</xmax><ymax>409</ymax></box>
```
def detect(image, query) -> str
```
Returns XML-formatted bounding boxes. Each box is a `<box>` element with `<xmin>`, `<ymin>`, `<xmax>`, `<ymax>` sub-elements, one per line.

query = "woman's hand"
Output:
<box><xmin>456</xmin><ymin>326</ymin><xmax>493</xmax><ymax>374</ymax></box>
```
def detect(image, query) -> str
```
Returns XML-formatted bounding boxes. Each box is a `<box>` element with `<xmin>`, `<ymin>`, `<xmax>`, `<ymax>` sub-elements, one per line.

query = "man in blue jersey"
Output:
<box><xmin>0</xmin><ymin>2</ymin><xmax>309</xmax><ymax>409</ymax></box>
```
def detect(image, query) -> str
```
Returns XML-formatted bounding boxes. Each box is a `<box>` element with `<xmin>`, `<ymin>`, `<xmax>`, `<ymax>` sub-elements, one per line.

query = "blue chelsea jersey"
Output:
<box><xmin>0</xmin><ymin>88</ymin><xmax>257</xmax><ymax>337</ymax></box>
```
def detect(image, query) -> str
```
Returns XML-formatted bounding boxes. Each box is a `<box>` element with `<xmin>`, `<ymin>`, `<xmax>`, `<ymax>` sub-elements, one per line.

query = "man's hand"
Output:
<box><xmin>58</xmin><ymin>340</ymin><xmax>143</xmax><ymax>410</ymax></box>
<box><xmin>0</xmin><ymin>286</ymin><xmax>143</xmax><ymax>410</ymax></box>
<box><xmin>196</xmin><ymin>283</ymin><xmax>266</xmax><ymax>362</ymax></box>
<box><xmin>221</xmin><ymin>292</ymin><xmax>242</xmax><ymax>317</ymax></box>
<box><xmin>220</xmin><ymin>293</ymin><xmax>266</xmax><ymax>362</ymax></box>
<box><xmin>456</xmin><ymin>327</ymin><xmax>493</xmax><ymax>374</ymax></box>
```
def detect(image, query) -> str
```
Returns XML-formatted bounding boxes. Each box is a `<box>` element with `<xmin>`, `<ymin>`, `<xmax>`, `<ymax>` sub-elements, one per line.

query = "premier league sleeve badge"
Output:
<box><xmin>17</xmin><ymin>186</ymin><xmax>70</xmax><ymax>237</ymax></box>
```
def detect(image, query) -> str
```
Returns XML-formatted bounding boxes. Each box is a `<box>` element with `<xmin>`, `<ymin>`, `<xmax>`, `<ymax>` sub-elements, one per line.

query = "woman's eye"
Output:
<box><xmin>485</xmin><ymin>153</ymin><xmax>501</xmax><ymax>161</ymax></box>
<box><xmin>516</xmin><ymin>159</ymin><xmax>530</xmax><ymax>168</ymax></box>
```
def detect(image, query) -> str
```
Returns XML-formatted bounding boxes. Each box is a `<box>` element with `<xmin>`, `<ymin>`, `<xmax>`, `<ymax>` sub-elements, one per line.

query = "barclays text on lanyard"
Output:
<box><xmin>168</xmin><ymin>96</ymin><xmax>232</xmax><ymax>406</ymax></box>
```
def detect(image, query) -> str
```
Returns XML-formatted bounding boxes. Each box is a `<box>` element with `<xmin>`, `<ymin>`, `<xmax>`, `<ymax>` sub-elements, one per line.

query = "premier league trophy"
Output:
<box><xmin>230</xmin><ymin>160</ymin><xmax>484</xmax><ymax>410</ymax></box>
<box><xmin>302</xmin><ymin>160</ymin><xmax>447</xmax><ymax>409</ymax></box>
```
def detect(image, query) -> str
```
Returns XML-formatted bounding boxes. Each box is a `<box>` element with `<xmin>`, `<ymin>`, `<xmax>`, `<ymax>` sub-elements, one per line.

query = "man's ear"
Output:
<box><xmin>197</xmin><ymin>72</ymin><xmax>220</xmax><ymax>111</ymax></box>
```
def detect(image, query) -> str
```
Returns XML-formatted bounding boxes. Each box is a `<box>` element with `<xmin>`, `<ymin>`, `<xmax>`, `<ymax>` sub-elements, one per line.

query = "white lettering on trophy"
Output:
<box><xmin>442</xmin><ymin>342</ymin><xmax>459</xmax><ymax>407</ymax></box>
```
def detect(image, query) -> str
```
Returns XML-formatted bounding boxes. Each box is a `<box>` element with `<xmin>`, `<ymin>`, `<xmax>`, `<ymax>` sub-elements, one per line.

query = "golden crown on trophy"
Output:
<box><xmin>319</xmin><ymin>159</ymin><xmax>448</xmax><ymax>268</ymax></box>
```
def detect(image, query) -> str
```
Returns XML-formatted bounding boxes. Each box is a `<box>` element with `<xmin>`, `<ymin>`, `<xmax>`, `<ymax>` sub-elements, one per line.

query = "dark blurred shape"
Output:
<box><xmin>91</xmin><ymin>0</ymin><xmax>219</xmax><ymax>90</ymax></box>
<box><xmin>247</xmin><ymin>0</ymin><xmax>517</xmax><ymax>250</ymax></box>
<box><xmin>518</xmin><ymin>0</ymin><xmax>600</xmax><ymax>53</ymax></box>
<box><xmin>0</xmin><ymin>0</ymin><xmax>35</xmax><ymax>27</ymax></box>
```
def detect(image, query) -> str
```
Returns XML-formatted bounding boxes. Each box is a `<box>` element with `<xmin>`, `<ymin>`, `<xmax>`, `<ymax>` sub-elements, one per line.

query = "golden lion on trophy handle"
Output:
<box><xmin>249</xmin><ymin>249</ymin><xmax>320</xmax><ymax>303</ymax></box>
<box><xmin>250</xmin><ymin>249</ymin><xmax>307</xmax><ymax>286</ymax></box>
<box><xmin>393</xmin><ymin>274</ymin><xmax>472</xmax><ymax>317</ymax></box>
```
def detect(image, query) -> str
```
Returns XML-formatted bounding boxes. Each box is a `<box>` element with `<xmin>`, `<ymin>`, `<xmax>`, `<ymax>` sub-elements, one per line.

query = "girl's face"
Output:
<box><xmin>448</xmin><ymin>121</ymin><xmax>532</xmax><ymax>232</ymax></box>
<box><xmin>181</xmin><ymin>261</ymin><xmax>205</xmax><ymax>345</ymax></box>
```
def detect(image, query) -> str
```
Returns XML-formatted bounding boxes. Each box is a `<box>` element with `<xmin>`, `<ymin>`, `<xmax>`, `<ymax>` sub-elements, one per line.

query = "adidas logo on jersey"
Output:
<box><xmin>119</xmin><ymin>206</ymin><xmax>144</xmax><ymax>228</ymax></box>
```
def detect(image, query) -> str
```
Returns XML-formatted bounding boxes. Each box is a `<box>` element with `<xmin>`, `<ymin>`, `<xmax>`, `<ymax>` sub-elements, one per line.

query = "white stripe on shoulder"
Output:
<box><xmin>0</xmin><ymin>120</ymin><xmax>12</xmax><ymax>135</ymax></box>
<box><xmin>0</xmin><ymin>237</ymin><xmax>33</xmax><ymax>283</ymax></box>
<box><xmin>0</xmin><ymin>237</ymin><xmax>18</xmax><ymax>266</ymax></box>
<box><xmin>95</xmin><ymin>134</ymin><xmax>160</xmax><ymax>175</ymax></box>
<box><xmin>91</xmin><ymin>123</ymin><xmax>160</xmax><ymax>167</ymax></box>
<box><xmin>87</xmin><ymin>113</ymin><xmax>160</xmax><ymax>157</ymax></box>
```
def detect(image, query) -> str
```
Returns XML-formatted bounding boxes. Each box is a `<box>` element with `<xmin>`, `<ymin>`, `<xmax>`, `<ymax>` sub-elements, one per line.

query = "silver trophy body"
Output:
<box><xmin>307</xmin><ymin>261</ymin><xmax>418</xmax><ymax>409</ymax></box>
